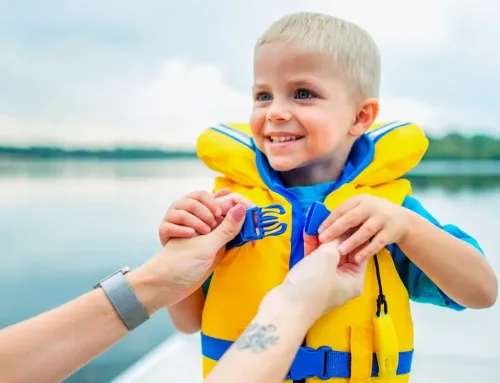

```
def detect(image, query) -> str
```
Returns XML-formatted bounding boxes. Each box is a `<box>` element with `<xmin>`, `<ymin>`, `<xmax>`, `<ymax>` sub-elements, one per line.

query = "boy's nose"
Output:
<box><xmin>266</xmin><ymin>101</ymin><xmax>292</xmax><ymax>122</ymax></box>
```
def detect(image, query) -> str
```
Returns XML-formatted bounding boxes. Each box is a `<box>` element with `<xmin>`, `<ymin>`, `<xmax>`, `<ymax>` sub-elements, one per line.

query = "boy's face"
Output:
<box><xmin>250</xmin><ymin>41</ymin><xmax>374</xmax><ymax>172</ymax></box>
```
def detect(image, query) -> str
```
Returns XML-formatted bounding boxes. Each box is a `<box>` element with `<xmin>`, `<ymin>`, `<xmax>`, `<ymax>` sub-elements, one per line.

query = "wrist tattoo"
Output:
<box><xmin>235</xmin><ymin>323</ymin><xmax>279</xmax><ymax>353</ymax></box>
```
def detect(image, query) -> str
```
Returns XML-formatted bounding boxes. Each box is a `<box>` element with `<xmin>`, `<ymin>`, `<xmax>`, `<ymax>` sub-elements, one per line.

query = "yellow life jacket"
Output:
<box><xmin>196</xmin><ymin>121</ymin><xmax>429</xmax><ymax>382</ymax></box>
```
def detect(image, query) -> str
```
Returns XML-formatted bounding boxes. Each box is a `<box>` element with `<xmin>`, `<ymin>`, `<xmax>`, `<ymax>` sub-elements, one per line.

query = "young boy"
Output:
<box><xmin>160</xmin><ymin>12</ymin><xmax>497</xmax><ymax>383</ymax></box>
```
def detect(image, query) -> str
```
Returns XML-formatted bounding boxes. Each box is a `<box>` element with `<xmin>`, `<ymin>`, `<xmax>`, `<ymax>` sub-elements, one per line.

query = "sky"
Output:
<box><xmin>1</xmin><ymin>0</ymin><xmax>499</xmax><ymax>148</ymax></box>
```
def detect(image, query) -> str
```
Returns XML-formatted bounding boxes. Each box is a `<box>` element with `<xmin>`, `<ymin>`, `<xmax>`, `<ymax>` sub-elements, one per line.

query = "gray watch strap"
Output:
<box><xmin>96</xmin><ymin>268</ymin><xmax>150</xmax><ymax>331</ymax></box>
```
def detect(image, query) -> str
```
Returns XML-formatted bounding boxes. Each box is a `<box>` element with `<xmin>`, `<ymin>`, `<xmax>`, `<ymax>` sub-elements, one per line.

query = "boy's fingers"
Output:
<box><xmin>231</xmin><ymin>194</ymin><xmax>255</xmax><ymax>209</ymax></box>
<box><xmin>185</xmin><ymin>190</ymin><xmax>221</xmax><ymax>217</ymax></box>
<box><xmin>318</xmin><ymin>197</ymin><xmax>362</xmax><ymax>233</ymax></box>
<box><xmin>167</xmin><ymin>210</ymin><xmax>212</xmax><ymax>235</ymax></box>
<box><xmin>337</xmin><ymin>218</ymin><xmax>382</xmax><ymax>255</ymax></box>
<box><xmin>318</xmin><ymin>207</ymin><xmax>368</xmax><ymax>244</ymax></box>
<box><xmin>213</xmin><ymin>188</ymin><xmax>231</xmax><ymax>199</ymax></box>
<box><xmin>344</xmin><ymin>240</ymin><xmax>370</xmax><ymax>264</ymax></box>
<box><xmin>216</xmin><ymin>193</ymin><xmax>255</xmax><ymax>216</ymax></box>
<box><xmin>353</xmin><ymin>231</ymin><xmax>388</xmax><ymax>263</ymax></box>
<box><xmin>175</xmin><ymin>199</ymin><xmax>218</xmax><ymax>228</ymax></box>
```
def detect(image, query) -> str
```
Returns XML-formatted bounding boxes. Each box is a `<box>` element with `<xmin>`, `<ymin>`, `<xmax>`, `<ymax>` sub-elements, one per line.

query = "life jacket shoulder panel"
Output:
<box><xmin>197</xmin><ymin>121</ymin><xmax>428</xmax><ymax>188</ymax></box>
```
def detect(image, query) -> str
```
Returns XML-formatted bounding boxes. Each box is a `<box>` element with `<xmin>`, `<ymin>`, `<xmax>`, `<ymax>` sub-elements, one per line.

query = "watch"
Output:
<box><xmin>94</xmin><ymin>267</ymin><xmax>150</xmax><ymax>331</ymax></box>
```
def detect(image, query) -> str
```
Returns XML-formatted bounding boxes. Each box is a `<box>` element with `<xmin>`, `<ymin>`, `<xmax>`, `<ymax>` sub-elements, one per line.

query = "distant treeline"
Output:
<box><xmin>425</xmin><ymin>133</ymin><xmax>500</xmax><ymax>160</ymax></box>
<box><xmin>1</xmin><ymin>132</ymin><xmax>500</xmax><ymax>160</ymax></box>
<box><xmin>0</xmin><ymin>146</ymin><xmax>198</xmax><ymax>160</ymax></box>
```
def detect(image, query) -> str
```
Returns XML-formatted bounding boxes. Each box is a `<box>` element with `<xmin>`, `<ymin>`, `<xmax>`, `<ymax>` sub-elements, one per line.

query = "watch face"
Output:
<box><xmin>94</xmin><ymin>267</ymin><xmax>131</xmax><ymax>289</ymax></box>
<box><xmin>120</xmin><ymin>266</ymin><xmax>132</xmax><ymax>274</ymax></box>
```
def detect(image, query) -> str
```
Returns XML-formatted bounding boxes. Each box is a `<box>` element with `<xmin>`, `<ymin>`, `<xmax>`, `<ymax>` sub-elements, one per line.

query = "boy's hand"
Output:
<box><xmin>317</xmin><ymin>194</ymin><xmax>411</xmax><ymax>263</ymax></box>
<box><xmin>159</xmin><ymin>189</ymin><xmax>255</xmax><ymax>246</ymax></box>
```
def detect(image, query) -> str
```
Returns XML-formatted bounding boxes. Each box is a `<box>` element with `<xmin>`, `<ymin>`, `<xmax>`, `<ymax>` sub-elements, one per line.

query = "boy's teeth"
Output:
<box><xmin>270</xmin><ymin>136</ymin><xmax>300</xmax><ymax>143</ymax></box>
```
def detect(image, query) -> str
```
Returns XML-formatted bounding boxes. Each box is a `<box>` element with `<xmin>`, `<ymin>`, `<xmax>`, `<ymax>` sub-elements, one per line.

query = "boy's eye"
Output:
<box><xmin>295</xmin><ymin>89</ymin><xmax>314</xmax><ymax>99</ymax></box>
<box><xmin>256</xmin><ymin>92</ymin><xmax>272</xmax><ymax>101</ymax></box>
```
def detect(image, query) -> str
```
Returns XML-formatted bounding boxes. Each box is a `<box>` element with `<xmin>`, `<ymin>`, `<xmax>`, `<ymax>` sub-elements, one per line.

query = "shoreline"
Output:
<box><xmin>2</xmin><ymin>153</ymin><xmax>500</xmax><ymax>162</ymax></box>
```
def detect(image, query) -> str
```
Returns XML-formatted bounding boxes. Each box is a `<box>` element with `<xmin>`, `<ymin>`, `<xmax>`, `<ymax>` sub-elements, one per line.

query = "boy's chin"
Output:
<box><xmin>268</xmin><ymin>159</ymin><xmax>303</xmax><ymax>172</ymax></box>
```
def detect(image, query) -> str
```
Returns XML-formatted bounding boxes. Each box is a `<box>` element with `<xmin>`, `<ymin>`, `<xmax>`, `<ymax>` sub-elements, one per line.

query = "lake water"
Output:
<box><xmin>1</xmin><ymin>159</ymin><xmax>499</xmax><ymax>382</ymax></box>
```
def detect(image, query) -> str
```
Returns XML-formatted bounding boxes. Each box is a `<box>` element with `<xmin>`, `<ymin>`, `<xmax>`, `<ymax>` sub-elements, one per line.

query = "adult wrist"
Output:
<box><xmin>258</xmin><ymin>284</ymin><xmax>319</xmax><ymax>328</ymax></box>
<box><xmin>125</xmin><ymin>262</ymin><xmax>172</xmax><ymax>316</ymax></box>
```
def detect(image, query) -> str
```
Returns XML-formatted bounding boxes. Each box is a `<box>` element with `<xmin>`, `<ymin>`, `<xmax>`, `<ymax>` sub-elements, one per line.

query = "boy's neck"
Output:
<box><xmin>279</xmin><ymin>154</ymin><xmax>347</xmax><ymax>187</ymax></box>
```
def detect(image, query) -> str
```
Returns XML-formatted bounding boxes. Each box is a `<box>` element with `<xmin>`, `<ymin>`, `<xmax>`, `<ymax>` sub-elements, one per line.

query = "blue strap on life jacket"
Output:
<box><xmin>226</xmin><ymin>201</ymin><xmax>328</xmax><ymax>250</ymax></box>
<box><xmin>226</xmin><ymin>204</ymin><xmax>288</xmax><ymax>250</ymax></box>
<box><xmin>304</xmin><ymin>201</ymin><xmax>331</xmax><ymax>236</ymax></box>
<box><xmin>201</xmin><ymin>333</ymin><xmax>413</xmax><ymax>380</ymax></box>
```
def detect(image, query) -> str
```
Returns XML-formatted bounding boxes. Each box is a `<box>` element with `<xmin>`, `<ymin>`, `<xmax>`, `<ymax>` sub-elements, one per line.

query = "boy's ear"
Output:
<box><xmin>349</xmin><ymin>98</ymin><xmax>379</xmax><ymax>137</ymax></box>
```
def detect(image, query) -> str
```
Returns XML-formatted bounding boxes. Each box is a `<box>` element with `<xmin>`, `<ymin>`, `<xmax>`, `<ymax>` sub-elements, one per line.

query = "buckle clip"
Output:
<box><xmin>240</xmin><ymin>204</ymin><xmax>287</xmax><ymax>241</ymax></box>
<box><xmin>287</xmin><ymin>346</ymin><xmax>331</xmax><ymax>380</ymax></box>
<box><xmin>226</xmin><ymin>204</ymin><xmax>288</xmax><ymax>250</ymax></box>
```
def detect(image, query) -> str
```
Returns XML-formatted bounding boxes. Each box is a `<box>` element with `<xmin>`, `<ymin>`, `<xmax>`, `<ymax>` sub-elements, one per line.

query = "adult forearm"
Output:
<box><xmin>399</xmin><ymin>209</ymin><xmax>497</xmax><ymax>308</ymax></box>
<box><xmin>0</xmin><ymin>288</ymin><xmax>127</xmax><ymax>383</ymax></box>
<box><xmin>205</xmin><ymin>286</ymin><xmax>315</xmax><ymax>383</ymax></box>
<box><xmin>0</xmin><ymin>266</ymin><xmax>164</xmax><ymax>383</ymax></box>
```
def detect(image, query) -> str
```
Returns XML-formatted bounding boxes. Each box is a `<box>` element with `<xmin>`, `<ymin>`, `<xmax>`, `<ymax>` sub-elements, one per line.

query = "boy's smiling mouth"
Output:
<box><xmin>264</xmin><ymin>132</ymin><xmax>305</xmax><ymax>146</ymax></box>
<box><xmin>269</xmin><ymin>135</ymin><xmax>303</xmax><ymax>143</ymax></box>
<box><xmin>264</xmin><ymin>134</ymin><xmax>305</xmax><ymax>152</ymax></box>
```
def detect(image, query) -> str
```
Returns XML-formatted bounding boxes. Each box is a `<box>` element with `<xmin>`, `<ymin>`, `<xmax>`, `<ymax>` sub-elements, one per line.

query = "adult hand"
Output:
<box><xmin>139</xmin><ymin>203</ymin><xmax>247</xmax><ymax>308</ymax></box>
<box><xmin>280</xmin><ymin>236</ymin><xmax>368</xmax><ymax>321</ymax></box>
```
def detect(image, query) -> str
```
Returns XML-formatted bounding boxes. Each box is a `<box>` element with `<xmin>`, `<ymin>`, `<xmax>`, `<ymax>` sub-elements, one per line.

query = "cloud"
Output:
<box><xmin>133</xmin><ymin>58</ymin><xmax>252</xmax><ymax>147</ymax></box>
<box><xmin>301</xmin><ymin>0</ymin><xmax>454</xmax><ymax>54</ymax></box>
<box><xmin>0</xmin><ymin>58</ymin><xmax>252</xmax><ymax>147</ymax></box>
<box><xmin>377</xmin><ymin>97</ymin><xmax>438</xmax><ymax>129</ymax></box>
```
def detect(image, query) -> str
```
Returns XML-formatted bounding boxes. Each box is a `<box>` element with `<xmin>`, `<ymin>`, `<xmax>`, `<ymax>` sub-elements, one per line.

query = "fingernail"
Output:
<box><xmin>211</xmin><ymin>220</ymin><xmax>217</xmax><ymax>228</ymax></box>
<box><xmin>230</xmin><ymin>204</ymin><xmax>246</xmax><ymax>221</ymax></box>
<box><xmin>318</xmin><ymin>233</ymin><xmax>327</xmax><ymax>242</ymax></box>
<box><xmin>202</xmin><ymin>225</ymin><xmax>211</xmax><ymax>234</ymax></box>
<box><xmin>338</xmin><ymin>246</ymin><xmax>346</xmax><ymax>255</ymax></box>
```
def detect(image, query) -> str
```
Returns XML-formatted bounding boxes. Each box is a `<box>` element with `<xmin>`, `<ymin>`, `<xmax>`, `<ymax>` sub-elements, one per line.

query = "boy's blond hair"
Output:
<box><xmin>256</xmin><ymin>12</ymin><xmax>381</xmax><ymax>101</ymax></box>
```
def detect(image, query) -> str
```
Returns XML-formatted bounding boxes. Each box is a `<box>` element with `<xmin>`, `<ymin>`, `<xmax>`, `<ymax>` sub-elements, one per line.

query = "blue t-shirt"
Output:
<box><xmin>203</xmin><ymin>181</ymin><xmax>484</xmax><ymax>312</ymax></box>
